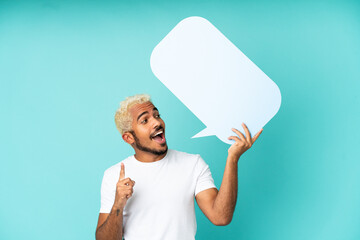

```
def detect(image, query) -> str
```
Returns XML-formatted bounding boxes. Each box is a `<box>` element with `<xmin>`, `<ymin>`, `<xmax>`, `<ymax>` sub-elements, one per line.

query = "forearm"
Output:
<box><xmin>212</xmin><ymin>155</ymin><xmax>238</xmax><ymax>224</ymax></box>
<box><xmin>96</xmin><ymin>206</ymin><xmax>124</xmax><ymax>240</ymax></box>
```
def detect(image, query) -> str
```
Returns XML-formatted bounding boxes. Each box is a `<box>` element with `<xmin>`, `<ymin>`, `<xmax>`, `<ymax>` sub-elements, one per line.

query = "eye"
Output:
<box><xmin>155</xmin><ymin>113</ymin><xmax>161</xmax><ymax>118</ymax></box>
<box><xmin>141</xmin><ymin>118</ymin><xmax>148</xmax><ymax>124</ymax></box>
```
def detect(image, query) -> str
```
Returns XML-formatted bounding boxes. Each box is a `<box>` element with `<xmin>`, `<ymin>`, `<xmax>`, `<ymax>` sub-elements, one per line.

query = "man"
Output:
<box><xmin>95</xmin><ymin>94</ymin><xmax>263</xmax><ymax>240</ymax></box>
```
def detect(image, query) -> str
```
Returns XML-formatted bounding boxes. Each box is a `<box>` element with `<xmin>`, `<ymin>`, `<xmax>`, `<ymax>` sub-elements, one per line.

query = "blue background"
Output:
<box><xmin>1</xmin><ymin>0</ymin><xmax>359</xmax><ymax>239</ymax></box>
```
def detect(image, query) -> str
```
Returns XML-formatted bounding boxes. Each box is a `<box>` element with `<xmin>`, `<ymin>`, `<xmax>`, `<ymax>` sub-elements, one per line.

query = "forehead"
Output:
<box><xmin>129</xmin><ymin>101</ymin><xmax>156</xmax><ymax>117</ymax></box>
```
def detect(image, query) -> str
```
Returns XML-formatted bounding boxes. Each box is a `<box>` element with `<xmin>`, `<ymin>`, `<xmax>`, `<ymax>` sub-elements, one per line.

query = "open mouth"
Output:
<box><xmin>151</xmin><ymin>131</ymin><xmax>166</xmax><ymax>144</ymax></box>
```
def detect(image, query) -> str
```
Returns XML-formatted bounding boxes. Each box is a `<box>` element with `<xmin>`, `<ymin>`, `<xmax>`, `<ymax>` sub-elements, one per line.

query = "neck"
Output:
<box><xmin>133</xmin><ymin>149</ymin><xmax>168</xmax><ymax>163</ymax></box>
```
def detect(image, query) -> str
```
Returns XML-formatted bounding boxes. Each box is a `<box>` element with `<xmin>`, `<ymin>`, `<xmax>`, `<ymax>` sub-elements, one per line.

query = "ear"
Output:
<box><xmin>122</xmin><ymin>132</ymin><xmax>135</xmax><ymax>145</ymax></box>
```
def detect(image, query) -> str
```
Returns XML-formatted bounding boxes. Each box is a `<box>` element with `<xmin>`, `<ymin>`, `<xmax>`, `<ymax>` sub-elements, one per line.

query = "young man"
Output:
<box><xmin>95</xmin><ymin>94</ymin><xmax>263</xmax><ymax>240</ymax></box>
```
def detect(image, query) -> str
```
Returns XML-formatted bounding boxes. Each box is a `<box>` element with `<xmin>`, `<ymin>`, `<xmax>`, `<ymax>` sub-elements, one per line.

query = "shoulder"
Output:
<box><xmin>169</xmin><ymin>149</ymin><xmax>202</xmax><ymax>165</ymax></box>
<box><xmin>170</xmin><ymin>149</ymin><xmax>211</xmax><ymax>171</ymax></box>
<box><xmin>169</xmin><ymin>149</ymin><xmax>200</xmax><ymax>158</ymax></box>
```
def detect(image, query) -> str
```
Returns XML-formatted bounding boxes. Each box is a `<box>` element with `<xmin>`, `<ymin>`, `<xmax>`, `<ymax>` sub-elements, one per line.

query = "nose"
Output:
<box><xmin>150</xmin><ymin>116</ymin><xmax>162</xmax><ymax>129</ymax></box>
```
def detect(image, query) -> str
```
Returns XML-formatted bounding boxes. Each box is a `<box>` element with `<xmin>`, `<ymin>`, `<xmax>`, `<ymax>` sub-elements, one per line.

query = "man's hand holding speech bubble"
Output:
<box><xmin>228</xmin><ymin>123</ymin><xmax>263</xmax><ymax>162</ymax></box>
<box><xmin>150</xmin><ymin>16</ymin><xmax>281</xmax><ymax>146</ymax></box>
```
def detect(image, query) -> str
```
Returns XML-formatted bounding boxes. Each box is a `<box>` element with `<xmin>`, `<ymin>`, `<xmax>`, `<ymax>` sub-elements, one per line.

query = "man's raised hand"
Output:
<box><xmin>227</xmin><ymin>123</ymin><xmax>263</xmax><ymax>162</ymax></box>
<box><xmin>114</xmin><ymin>162</ymin><xmax>135</xmax><ymax>209</ymax></box>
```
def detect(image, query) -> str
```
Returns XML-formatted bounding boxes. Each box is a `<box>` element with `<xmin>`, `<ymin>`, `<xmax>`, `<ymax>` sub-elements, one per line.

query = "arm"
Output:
<box><xmin>196</xmin><ymin>123</ymin><xmax>263</xmax><ymax>226</ymax></box>
<box><xmin>195</xmin><ymin>156</ymin><xmax>238</xmax><ymax>226</ymax></box>
<box><xmin>95</xmin><ymin>163</ymin><xmax>135</xmax><ymax>240</ymax></box>
<box><xmin>211</xmin><ymin>155</ymin><xmax>239</xmax><ymax>225</ymax></box>
<box><xmin>95</xmin><ymin>208</ymin><xmax>124</xmax><ymax>240</ymax></box>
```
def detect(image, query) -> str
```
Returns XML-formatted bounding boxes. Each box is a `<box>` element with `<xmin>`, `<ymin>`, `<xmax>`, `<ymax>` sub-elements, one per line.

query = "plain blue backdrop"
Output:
<box><xmin>1</xmin><ymin>0</ymin><xmax>359</xmax><ymax>239</ymax></box>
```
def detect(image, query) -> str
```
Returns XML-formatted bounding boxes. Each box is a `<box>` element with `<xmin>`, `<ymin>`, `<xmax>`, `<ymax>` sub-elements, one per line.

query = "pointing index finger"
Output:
<box><xmin>119</xmin><ymin>162</ymin><xmax>125</xmax><ymax>181</ymax></box>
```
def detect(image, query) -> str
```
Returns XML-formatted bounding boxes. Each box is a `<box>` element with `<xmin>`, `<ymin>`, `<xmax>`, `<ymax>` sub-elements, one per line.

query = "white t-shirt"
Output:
<box><xmin>99</xmin><ymin>149</ymin><xmax>217</xmax><ymax>240</ymax></box>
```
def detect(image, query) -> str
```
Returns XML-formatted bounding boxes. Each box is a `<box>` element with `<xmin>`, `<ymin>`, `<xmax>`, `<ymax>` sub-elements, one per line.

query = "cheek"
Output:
<box><xmin>139</xmin><ymin>128</ymin><xmax>152</xmax><ymax>139</ymax></box>
<box><xmin>132</xmin><ymin>126</ymin><xmax>149</xmax><ymax>139</ymax></box>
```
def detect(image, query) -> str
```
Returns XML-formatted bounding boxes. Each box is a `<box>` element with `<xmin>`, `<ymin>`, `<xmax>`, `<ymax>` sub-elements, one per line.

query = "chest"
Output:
<box><xmin>122</xmin><ymin>163</ymin><xmax>196</xmax><ymax>213</ymax></box>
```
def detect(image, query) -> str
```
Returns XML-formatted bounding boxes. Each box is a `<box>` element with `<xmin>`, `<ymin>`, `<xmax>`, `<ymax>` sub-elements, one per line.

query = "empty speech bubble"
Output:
<box><xmin>150</xmin><ymin>16</ymin><xmax>281</xmax><ymax>145</ymax></box>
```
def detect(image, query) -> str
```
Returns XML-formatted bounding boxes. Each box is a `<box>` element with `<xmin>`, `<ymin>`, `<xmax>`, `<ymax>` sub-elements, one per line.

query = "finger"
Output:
<box><xmin>228</xmin><ymin>135</ymin><xmax>241</xmax><ymax>142</ymax></box>
<box><xmin>121</xmin><ymin>178</ymin><xmax>135</xmax><ymax>187</ymax></box>
<box><xmin>126</xmin><ymin>190</ymin><xmax>133</xmax><ymax>198</ymax></box>
<box><xmin>121</xmin><ymin>186</ymin><xmax>133</xmax><ymax>193</ymax></box>
<box><xmin>231</xmin><ymin>128</ymin><xmax>246</xmax><ymax>142</ymax></box>
<box><xmin>119</xmin><ymin>162</ymin><xmax>125</xmax><ymax>181</ymax></box>
<box><xmin>242</xmin><ymin>123</ymin><xmax>252</xmax><ymax>144</ymax></box>
<box><xmin>251</xmin><ymin>129</ymin><xmax>263</xmax><ymax>143</ymax></box>
<box><xmin>125</xmin><ymin>185</ymin><xmax>134</xmax><ymax>190</ymax></box>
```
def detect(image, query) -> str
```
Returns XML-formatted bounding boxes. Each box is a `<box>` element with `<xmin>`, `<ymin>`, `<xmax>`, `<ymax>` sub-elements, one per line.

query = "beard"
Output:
<box><xmin>129</xmin><ymin>130</ymin><xmax>168</xmax><ymax>156</ymax></box>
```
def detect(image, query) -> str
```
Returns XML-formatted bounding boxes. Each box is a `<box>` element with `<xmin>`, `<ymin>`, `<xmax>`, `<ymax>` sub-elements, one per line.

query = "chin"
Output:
<box><xmin>158</xmin><ymin>144</ymin><xmax>168</xmax><ymax>153</ymax></box>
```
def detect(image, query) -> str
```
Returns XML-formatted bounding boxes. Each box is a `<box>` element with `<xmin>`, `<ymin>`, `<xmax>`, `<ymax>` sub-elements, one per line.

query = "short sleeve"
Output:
<box><xmin>194</xmin><ymin>155</ymin><xmax>217</xmax><ymax>196</ymax></box>
<box><xmin>99</xmin><ymin>169</ymin><xmax>116</xmax><ymax>213</ymax></box>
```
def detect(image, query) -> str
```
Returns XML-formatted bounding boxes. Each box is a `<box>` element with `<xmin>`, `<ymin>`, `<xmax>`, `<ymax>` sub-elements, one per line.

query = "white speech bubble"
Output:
<box><xmin>150</xmin><ymin>16</ymin><xmax>281</xmax><ymax>145</ymax></box>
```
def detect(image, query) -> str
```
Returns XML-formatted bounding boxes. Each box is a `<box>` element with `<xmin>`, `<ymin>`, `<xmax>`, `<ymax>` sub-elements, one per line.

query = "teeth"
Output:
<box><xmin>152</xmin><ymin>130</ymin><xmax>163</xmax><ymax>137</ymax></box>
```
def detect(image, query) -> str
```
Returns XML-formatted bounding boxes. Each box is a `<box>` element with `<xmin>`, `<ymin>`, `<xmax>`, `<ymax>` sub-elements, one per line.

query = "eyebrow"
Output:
<box><xmin>137</xmin><ymin>107</ymin><xmax>159</xmax><ymax>122</ymax></box>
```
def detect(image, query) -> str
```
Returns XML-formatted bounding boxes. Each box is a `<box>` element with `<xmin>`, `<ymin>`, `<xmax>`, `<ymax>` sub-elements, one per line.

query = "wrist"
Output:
<box><xmin>227</xmin><ymin>154</ymin><xmax>240</xmax><ymax>164</ymax></box>
<box><xmin>113</xmin><ymin>201</ymin><xmax>125</xmax><ymax>211</ymax></box>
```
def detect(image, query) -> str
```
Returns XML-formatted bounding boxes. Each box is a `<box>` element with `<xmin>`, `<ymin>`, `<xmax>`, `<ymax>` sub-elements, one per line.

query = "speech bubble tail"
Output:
<box><xmin>191</xmin><ymin>128</ymin><xmax>213</xmax><ymax>139</ymax></box>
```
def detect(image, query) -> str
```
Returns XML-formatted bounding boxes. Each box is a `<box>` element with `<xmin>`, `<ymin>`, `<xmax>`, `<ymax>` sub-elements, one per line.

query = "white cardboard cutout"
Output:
<box><xmin>150</xmin><ymin>16</ymin><xmax>281</xmax><ymax>145</ymax></box>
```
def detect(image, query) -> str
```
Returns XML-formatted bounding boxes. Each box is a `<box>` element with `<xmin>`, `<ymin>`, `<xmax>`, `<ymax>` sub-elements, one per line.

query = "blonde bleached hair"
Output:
<box><xmin>115</xmin><ymin>93</ymin><xmax>152</xmax><ymax>135</ymax></box>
